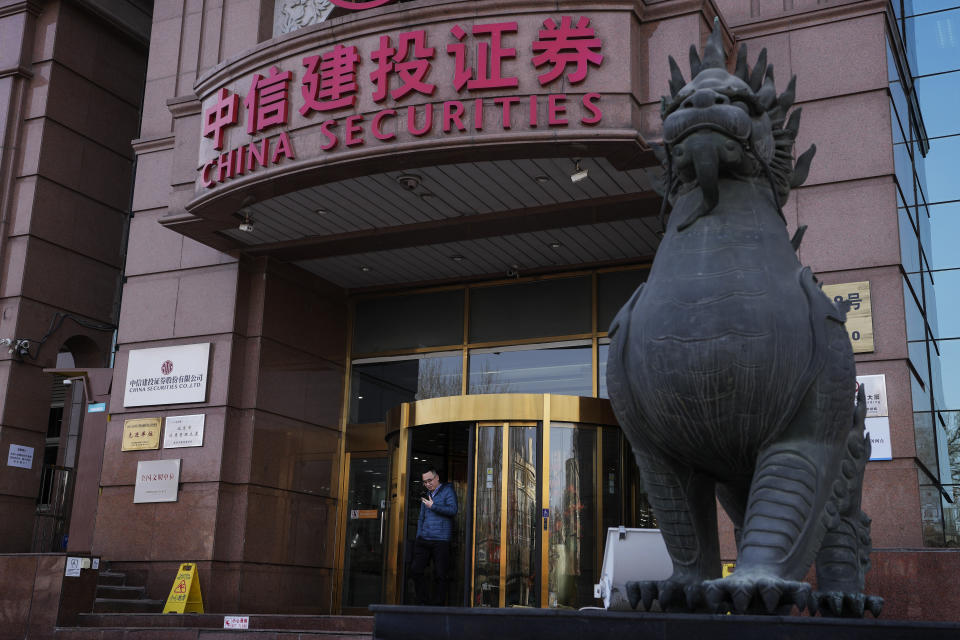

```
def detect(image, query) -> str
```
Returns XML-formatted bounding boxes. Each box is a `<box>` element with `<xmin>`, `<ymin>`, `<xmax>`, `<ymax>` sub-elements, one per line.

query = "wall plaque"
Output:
<box><xmin>7</xmin><ymin>444</ymin><xmax>34</xmax><ymax>469</ymax></box>
<box><xmin>124</xmin><ymin>343</ymin><xmax>210</xmax><ymax>407</ymax></box>
<box><xmin>122</xmin><ymin>418</ymin><xmax>162</xmax><ymax>451</ymax></box>
<box><xmin>856</xmin><ymin>374</ymin><xmax>892</xmax><ymax>461</ymax></box>
<box><xmin>822</xmin><ymin>281</ymin><xmax>874</xmax><ymax>353</ymax></box>
<box><xmin>134</xmin><ymin>459</ymin><xmax>181</xmax><ymax>503</ymax></box>
<box><xmin>163</xmin><ymin>414</ymin><xmax>205</xmax><ymax>449</ymax></box>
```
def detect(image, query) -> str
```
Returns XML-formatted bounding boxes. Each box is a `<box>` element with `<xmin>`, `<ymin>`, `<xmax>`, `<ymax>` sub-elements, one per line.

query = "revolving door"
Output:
<box><xmin>383</xmin><ymin>394</ymin><xmax>654</xmax><ymax>609</ymax></box>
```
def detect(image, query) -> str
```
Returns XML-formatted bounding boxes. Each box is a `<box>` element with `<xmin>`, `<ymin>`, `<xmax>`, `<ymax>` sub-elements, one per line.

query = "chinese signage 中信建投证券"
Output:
<box><xmin>199</xmin><ymin>16</ymin><xmax>606</xmax><ymax>189</ymax></box>
<box><xmin>122</xmin><ymin>418</ymin><xmax>162</xmax><ymax>451</ymax></box>
<box><xmin>856</xmin><ymin>374</ymin><xmax>892</xmax><ymax>461</ymax></box>
<box><xmin>163</xmin><ymin>414</ymin><xmax>205</xmax><ymax>449</ymax></box>
<box><xmin>134</xmin><ymin>459</ymin><xmax>181</xmax><ymax>503</ymax></box>
<box><xmin>822</xmin><ymin>281</ymin><xmax>874</xmax><ymax>353</ymax></box>
<box><xmin>124</xmin><ymin>343</ymin><xmax>210</xmax><ymax>407</ymax></box>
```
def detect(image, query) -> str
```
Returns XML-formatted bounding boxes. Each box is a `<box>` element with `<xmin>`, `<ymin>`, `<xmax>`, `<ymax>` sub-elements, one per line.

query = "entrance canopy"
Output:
<box><xmin>161</xmin><ymin>0</ymin><xmax>724</xmax><ymax>288</ymax></box>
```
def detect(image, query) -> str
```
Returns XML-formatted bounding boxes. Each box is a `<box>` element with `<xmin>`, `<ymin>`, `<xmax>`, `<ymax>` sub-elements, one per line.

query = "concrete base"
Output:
<box><xmin>370</xmin><ymin>605</ymin><xmax>960</xmax><ymax>640</ymax></box>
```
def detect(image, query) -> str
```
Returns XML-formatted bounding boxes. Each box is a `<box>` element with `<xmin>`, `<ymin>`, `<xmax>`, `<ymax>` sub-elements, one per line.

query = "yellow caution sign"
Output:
<box><xmin>722</xmin><ymin>562</ymin><xmax>736</xmax><ymax>577</ymax></box>
<box><xmin>163</xmin><ymin>563</ymin><xmax>204</xmax><ymax>613</ymax></box>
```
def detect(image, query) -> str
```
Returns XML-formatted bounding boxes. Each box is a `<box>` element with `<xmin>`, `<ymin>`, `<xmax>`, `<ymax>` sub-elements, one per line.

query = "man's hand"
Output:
<box><xmin>421</xmin><ymin>495</ymin><xmax>434</xmax><ymax>509</ymax></box>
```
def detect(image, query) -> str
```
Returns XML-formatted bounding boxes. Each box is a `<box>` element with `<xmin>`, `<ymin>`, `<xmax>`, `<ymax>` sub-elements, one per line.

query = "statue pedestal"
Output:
<box><xmin>371</xmin><ymin>605</ymin><xmax>960</xmax><ymax>640</ymax></box>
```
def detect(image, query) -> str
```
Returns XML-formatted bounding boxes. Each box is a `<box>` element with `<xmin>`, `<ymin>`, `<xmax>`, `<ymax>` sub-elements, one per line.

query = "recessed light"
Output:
<box><xmin>549</xmin><ymin>241</ymin><xmax>562</xmax><ymax>249</ymax></box>
<box><xmin>534</xmin><ymin>175</ymin><xmax>550</xmax><ymax>184</ymax></box>
<box><xmin>360</xmin><ymin>265</ymin><xmax>371</xmax><ymax>272</ymax></box>
<box><xmin>315</xmin><ymin>208</ymin><xmax>328</xmax><ymax>215</ymax></box>
<box><xmin>451</xmin><ymin>255</ymin><xmax>466</xmax><ymax>262</ymax></box>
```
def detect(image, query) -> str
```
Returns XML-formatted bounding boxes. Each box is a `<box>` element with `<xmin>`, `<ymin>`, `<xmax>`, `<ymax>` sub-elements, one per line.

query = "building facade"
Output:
<box><xmin>2</xmin><ymin>0</ymin><xmax>959</xmax><ymax>622</ymax></box>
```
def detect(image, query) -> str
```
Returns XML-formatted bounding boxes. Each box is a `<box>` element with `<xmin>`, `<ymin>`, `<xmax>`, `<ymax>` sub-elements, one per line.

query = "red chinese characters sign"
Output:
<box><xmin>200</xmin><ymin>16</ymin><xmax>605</xmax><ymax>189</ymax></box>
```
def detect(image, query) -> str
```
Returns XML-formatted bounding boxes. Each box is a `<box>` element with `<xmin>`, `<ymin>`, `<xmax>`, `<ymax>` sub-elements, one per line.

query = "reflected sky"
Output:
<box><xmin>469</xmin><ymin>345</ymin><xmax>592</xmax><ymax>396</ymax></box>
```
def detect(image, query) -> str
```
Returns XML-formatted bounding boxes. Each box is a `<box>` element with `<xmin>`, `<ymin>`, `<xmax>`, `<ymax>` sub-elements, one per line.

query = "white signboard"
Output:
<box><xmin>65</xmin><ymin>557</ymin><xmax>82</xmax><ymax>577</ymax></box>
<box><xmin>856</xmin><ymin>375</ymin><xmax>891</xmax><ymax>461</ymax></box>
<box><xmin>124</xmin><ymin>343</ymin><xmax>210</xmax><ymax>407</ymax></box>
<box><xmin>163</xmin><ymin>414</ymin><xmax>206</xmax><ymax>449</ymax></box>
<box><xmin>7</xmin><ymin>444</ymin><xmax>34</xmax><ymax>469</ymax></box>
<box><xmin>134</xmin><ymin>459</ymin><xmax>181</xmax><ymax>503</ymax></box>
<box><xmin>223</xmin><ymin>616</ymin><xmax>249</xmax><ymax>629</ymax></box>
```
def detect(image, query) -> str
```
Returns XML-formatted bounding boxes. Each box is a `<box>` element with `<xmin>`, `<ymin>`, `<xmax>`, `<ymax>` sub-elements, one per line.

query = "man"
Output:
<box><xmin>411</xmin><ymin>467</ymin><xmax>457</xmax><ymax>605</ymax></box>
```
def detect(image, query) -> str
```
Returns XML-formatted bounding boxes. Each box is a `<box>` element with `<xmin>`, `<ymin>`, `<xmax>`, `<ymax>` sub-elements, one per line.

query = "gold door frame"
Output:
<box><xmin>384</xmin><ymin>394</ymin><xmax>617</xmax><ymax>608</ymax></box>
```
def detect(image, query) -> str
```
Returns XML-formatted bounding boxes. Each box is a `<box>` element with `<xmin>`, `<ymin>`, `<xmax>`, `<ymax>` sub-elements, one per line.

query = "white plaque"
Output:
<box><xmin>124</xmin><ymin>343</ymin><xmax>210</xmax><ymax>407</ymax></box>
<box><xmin>865</xmin><ymin>416</ymin><xmax>892</xmax><ymax>461</ymax></box>
<box><xmin>224</xmin><ymin>616</ymin><xmax>249</xmax><ymax>629</ymax></box>
<box><xmin>65</xmin><ymin>557</ymin><xmax>82</xmax><ymax>577</ymax></box>
<box><xmin>134</xmin><ymin>459</ymin><xmax>181</xmax><ymax>503</ymax></box>
<box><xmin>163</xmin><ymin>414</ymin><xmax>206</xmax><ymax>449</ymax></box>
<box><xmin>7</xmin><ymin>444</ymin><xmax>34</xmax><ymax>469</ymax></box>
<box><xmin>856</xmin><ymin>374</ymin><xmax>888</xmax><ymax>418</ymax></box>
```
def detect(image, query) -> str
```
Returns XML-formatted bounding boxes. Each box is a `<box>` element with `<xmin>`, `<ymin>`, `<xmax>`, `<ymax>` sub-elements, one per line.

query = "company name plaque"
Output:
<box><xmin>124</xmin><ymin>343</ymin><xmax>210</xmax><ymax>407</ymax></box>
<box><xmin>7</xmin><ymin>444</ymin><xmax>34</xmax><ymax>469</ymax></box>
<box><xmin>163</xmin><ymin>414</ymin><xmax>205</xmax><ymax>449</ymax></box>
<box><xmin>856</xmin><ymin>374</ymin><xmax>892</xmax><ymax>461</ymax></box>
<box><xmin>134</xmin><ymin>459</ymin><xmax>181</xmax><ymax>503</ymax></box>
<box><xmin>122</xmin><ymin>418</ymin><xmax>162</xmax><ymax>451</ymax></box>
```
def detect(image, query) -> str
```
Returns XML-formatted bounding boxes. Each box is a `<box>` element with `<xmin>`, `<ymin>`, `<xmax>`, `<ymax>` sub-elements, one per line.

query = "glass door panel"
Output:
<box><xmin>473</xmin><ymin>423</ymin><xmax>502</xmax><ymax>606</ymax></box>
<box><xmin>506</xmin><ymin>425</ymin><xmax>539</xmax><ymax>607</ymax></box>
<box><xmin>342</xmin><ymin>456</ymin><xmax>388</xmax><ymax>609</ymax></box>
<box><xmin>548</xmin><ymin>423</ymin><xmax>597</xmax><ymax>608</ymax></box>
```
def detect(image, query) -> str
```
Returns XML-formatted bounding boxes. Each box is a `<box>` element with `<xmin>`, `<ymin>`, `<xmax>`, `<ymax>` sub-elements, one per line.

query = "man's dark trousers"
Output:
<box><xmin>411</xmin><ymin>537</ymin><xmax>451</xmax><ymax>605</ymax></box>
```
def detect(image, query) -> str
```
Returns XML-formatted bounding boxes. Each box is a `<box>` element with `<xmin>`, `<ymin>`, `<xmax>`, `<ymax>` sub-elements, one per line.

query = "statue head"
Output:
<box><xmin>658</xmin><ymin>21</ymin><xmax>815</xmax><ymax>229</ymax></box>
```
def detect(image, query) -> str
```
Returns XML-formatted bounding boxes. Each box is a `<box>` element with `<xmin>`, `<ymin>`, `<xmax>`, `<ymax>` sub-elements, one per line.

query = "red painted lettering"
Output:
<box><xmin>201</xmin><ymin>161</ymin><xmax>216</xmax><ymax>188</ymax></box>
<box><xmin>529</xmin><ymin>95</ymin><xmax>539</xmax><ymax>127</ymax></box>
<box><xmin>582</xmin><ymin>92</ymin><xmax>602</xmax><ymax>125</ymax></box>
<box><xmin>345</xmin><ymin>114</ymin><xmax>365</xmax><ymax>146</ymax></box>
<box><xmin>474</xmin><ymin>98</ymin><xmax>484</xmax><ymax>130</ymax></box>
<box><xmin>408</xmin><ymin>103</ymin><xmax>433</xmax><ymax>136</ymax></box>
<box><xmin>217</xmin><ymin>150</ymin><xmax>233</xmax><ymax>182</ymax></box>
<box><xmin>443</xmin><ymin>100</ymin><xmax>466</xmax><ymax>133</ymax></box>
<box><xmin>271</xmin><ymin>131</ymin><xmax>295</xmax><ymax>162</ymax></box>
<box><xmin>548</xmin><ymin>94</ymin><xmax>568</xmax><ymax>126</ymax></box>
<box><xmin>373</xmin><ymin>109</ymin><xmax>397</xmax><ymax>141</ymax></box>
<box><xmin>320</xmin><ymin>119</ymin><xmax>339</xmax><ymax>150</ymax></box>
<box><xmin>494</xmin><ymin>96</ymin><xmax>520</xmax><ymax>129</ymax></box>
<box><xmin>247</xmin><ymin>138</ymin><xmax>268</xmax><ymax>169</ymax></box>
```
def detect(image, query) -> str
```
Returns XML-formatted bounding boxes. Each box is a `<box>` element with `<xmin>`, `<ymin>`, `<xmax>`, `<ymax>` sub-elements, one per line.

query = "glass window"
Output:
<box><xmin>904</xmin><ymin>2</ymin><xmax>960</xmax><ymax>18</ymax></box>
<box><xmin>921</xmin><ymin>134</ymin><xmax>960</xmax><ymax>205</ymax></box>
<box><xmin>904</xmin><ymin>276</ymin><xmax>926</xmax><ymax>342</ymax></box>
<box><xmin>900</xmin><ymin>207</ymin><xmax>921</xmax><ymax>273</ymax></box>
<box><xmin>469</xmin><ymin>342</ymin><xmax>592</xmax><ymax>396</ymax></box>
<box><xmin>928</xmin><ymin>202</ymin><xmax>960</xmax><ymax>269</ymax></box>
<box><xmin>350</xmin><ymin>353</ymin><xmax>462</xmax><ymax>423</ymax></box>
<box><xmin>506</xmin><ymin>425</ymin><xmax>539</xmax><ymax>607</ymax></box>
<box><xmin>473</xmin><ymin>424</ymin><xmax>503</xmax><ymax>606</ymax></box>
<box><xmin>916</xmin><ymin>72</ymin><xmax>960</xmax><ymax>138</ymax></box>
<box><xmin>469</xmin><ymin>277</ymin><xmax>591</xmax><ymax>343</ymax></box>
<box><xmin>598</xmin><ymin>342</ymin><xmax>609</xmax><ymax>399</ymax></box>
<box><xmin>904</xmin><ymin>9</ymin><xmax>960</xmax><ymax>77</ymax></box>
<box><xmin>354</xmin><ymin>290</ymin><xmax>463</xmax><ymax>354</ymax></box>
<box><xmin>597</xmin><ymin>269</ymin><xmax>648</xmax><ymax>333</ymax></box>
<box><xmin>548</xmin><ymin>423</ymin><xmax>597</xmax><ymax>608</ymax></box>
<box><xmin>928</xmin><ymin>270</ymin><xmax>960</xmax><ymax>338</ymax></box>
<box><xmin>936</xmin><ymin>339</ymin><xmax>960</xmax><ymax>410</ymax></box>
<box><xmin>894</xmin><ymin>142</ymin><xmax>916</xmax><ymax>208</ymax></box>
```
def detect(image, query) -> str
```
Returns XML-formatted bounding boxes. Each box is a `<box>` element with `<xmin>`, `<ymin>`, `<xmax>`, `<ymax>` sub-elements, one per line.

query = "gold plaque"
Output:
<box><xmin>822</xmin><ymin>281</ymin><xmax>874</xmax><ymax>353</ymax></box>
<box><xmin>122</xmin><ymin>417</ymin><xmax>162</xmax><ymax>451</ymax></box>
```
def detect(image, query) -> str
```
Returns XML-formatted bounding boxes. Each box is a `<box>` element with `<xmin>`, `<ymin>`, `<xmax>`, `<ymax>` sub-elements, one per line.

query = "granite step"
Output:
<box><xmin>73</xmin><ymin>613</ymin><xmax>374</xmax><ymax>632</ymax></box>
<box><xmin>95</xmin><ymin>570</ymin><xmax>127</xmax><ymax>587</ymax></box>
<box><xmin>91</xmin><ymin>598</ymin><xmax>165</xmax><ymax>614</ymax></box>
<box><xmin>95</xmin><ymin>584</ymin><xmax>146</xmax><ymax>600</ymax></box>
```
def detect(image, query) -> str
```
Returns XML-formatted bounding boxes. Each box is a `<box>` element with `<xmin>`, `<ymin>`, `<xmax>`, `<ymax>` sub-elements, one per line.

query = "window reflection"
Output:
<box><xmin>469</xmin><ymin>342</ymin><xmax>592</xmax><ymax>396</ymax></box>
<box><xmin>548</xmin><ymin>424</ymin><xmax>596</xmax><ymax>608</ymax></box>
<box><xmin>350</xmin><ymin>353</ymin><xmax>462</xmax><ymax>424</ymax></box>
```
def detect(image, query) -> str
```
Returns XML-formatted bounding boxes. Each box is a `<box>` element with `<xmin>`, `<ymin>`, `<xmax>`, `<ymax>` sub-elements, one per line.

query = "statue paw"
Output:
<box><xmin>701</xmin><ymin>575</ymin><xmax>812</xmax><ymax>614</ymax></box>
<box><xmin>625</xmin><ymin>578</ymin><xmax>704</xmax><ymax>612</ymax></box>
<box><xmin>811</xmin><ymin>591</ymin><xmax>884</xmax><ymax>618</ymax></box>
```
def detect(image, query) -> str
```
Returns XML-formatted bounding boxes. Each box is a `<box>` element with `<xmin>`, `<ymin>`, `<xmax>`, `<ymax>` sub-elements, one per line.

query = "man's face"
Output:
<box><xmin>422</xmin><ymin>471</ymin><xmax>439</xmax><ymax>491</ymax></box>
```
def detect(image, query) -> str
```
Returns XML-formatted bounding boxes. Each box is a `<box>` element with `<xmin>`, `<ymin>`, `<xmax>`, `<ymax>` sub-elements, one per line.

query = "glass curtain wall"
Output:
<box><xmin>892</xmin><ymin>2</ymin><xmax>960</xmax><ymax>546</ymax></box>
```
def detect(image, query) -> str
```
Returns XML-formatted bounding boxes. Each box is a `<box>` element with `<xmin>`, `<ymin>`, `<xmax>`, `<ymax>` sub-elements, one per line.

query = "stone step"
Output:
<box><xmin>56</xmin><ymin>630</ymin><xmax>372</xmax><ymax>639</ymax></box>
<box><xmin>74</xmin><ymin>613</ymin><xmax>374</xmax><ymax>632</ymax></box>
<box><xmin>95</xmin><ymin>584</ymin><xmax>146</xmax><ymax>600</ymax></box>
<box><xmin>92</xmin><ymin>598</ymin><xmax>165</xmax><ymax>614</ymax></box>
<box><xmin>96</xmin><ymin>570</ymin><xmax>127</xmax><ymax>586</ymax></box>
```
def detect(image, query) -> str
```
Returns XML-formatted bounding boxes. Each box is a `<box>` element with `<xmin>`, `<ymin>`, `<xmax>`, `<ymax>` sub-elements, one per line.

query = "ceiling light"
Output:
<box><xmin>238</xmin><ymin>213</ymin><xmax>255</xmax><ymax>233</ymax></box>
<box><xmin>397</xmin><ymin>174</ymin><xmax>421</xmax><ymax>191</ymax></box>
<box><xmin>570</xmin><ymin>159</ymin><xmax>588</xmax><ymax>183</ymax></box>
<box><xmin>451</xmin><ymin>255</ymin><xmax>465</xmax><ymax>262</ymax></box>
<box><xmin>534</xmin><ymin>175</ymin><xmax>550</xmax><ymax>184</ymax></box>
<box><xmin>549</xmin><ymin>241</ymin><xmax>562</xmax><ymax>249</ymax></box>
<box><xmin>360</xmin><ymin>265</ymin><xmax>371</xmax><ymax>272</ymax></box>
<box><xmin>315</xmin><ymin>208</ymin><xmax>328</xmax><ymax>215</ymax></box>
